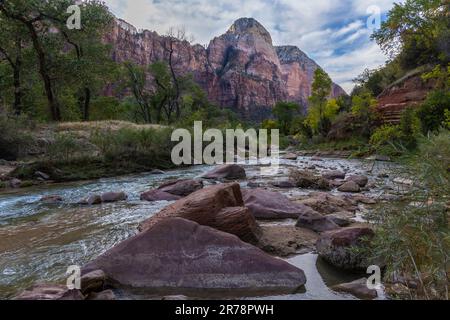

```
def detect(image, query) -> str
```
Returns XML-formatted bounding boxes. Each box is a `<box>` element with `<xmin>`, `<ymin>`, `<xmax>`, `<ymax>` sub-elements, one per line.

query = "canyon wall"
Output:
<box><xmin>105</xmin><ymin>17</ymin><xmax>347</xmax><ymax>120</ymax></box>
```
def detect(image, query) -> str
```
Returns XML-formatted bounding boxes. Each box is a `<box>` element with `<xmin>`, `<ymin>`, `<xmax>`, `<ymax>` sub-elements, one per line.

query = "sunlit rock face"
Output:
<box><xmin>105</xmin><ymin>17</ymin><xmax>346</xmax><ymax>120</ymax></box>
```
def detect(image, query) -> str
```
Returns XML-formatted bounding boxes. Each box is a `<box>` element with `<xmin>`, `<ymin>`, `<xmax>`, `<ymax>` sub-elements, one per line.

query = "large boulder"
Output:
<box><xmin>202</xmin><ymin>164</ymin><xmax>246</xmax><ymax>180</ymax></box>
<box><xmin>140</xmin><ymin>190</ymin><xmax>182</xmax><ymax>202</ymax></box>
<box><xmin>242</xmin><ymin>188</ymin><xmax>317</xmax><ymax>219</ymax></box>
<box><xmin>316</xmin><ymin>227</ymin><xmax>375</xmax><ymax>270</ymax></box>
<box><xmin>158</xmin><ymin>179</ymin><xmax>204</xmax><ymax>197</ymax></box>
<box><xmin>139</xmin><ymin>183</ymin><xmax>260</xmax><ymax>244</ymax></box>
<box><xmin>83</xmin><ymin>218</ymin><xmax>306</xmax><ymax>295</ymax></box>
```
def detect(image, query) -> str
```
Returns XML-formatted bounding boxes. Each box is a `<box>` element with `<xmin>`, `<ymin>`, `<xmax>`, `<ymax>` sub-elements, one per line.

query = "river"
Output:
<box><xmin>0</xmin><ymin>156</ymin><xmax>396</xmax><ymax>300</ymax></box>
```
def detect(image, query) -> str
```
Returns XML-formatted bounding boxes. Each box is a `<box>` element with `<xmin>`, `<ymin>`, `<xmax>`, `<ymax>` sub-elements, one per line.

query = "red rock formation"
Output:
<box><xmin>105</xmin><ymin>17</ymin><xmax>346</xmax><ymax>120</ymax></box>
<box><xmin>377</xmin><ymin>71</ymin><xmax>435</xmax><ymax>124</ymax></box>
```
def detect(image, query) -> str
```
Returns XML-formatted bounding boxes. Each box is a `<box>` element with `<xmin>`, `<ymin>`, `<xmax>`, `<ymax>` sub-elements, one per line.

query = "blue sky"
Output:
<box><xmin>104</xmin><ymin>0</ymin><xmax>402</xmax><ymax>93</ymax></box>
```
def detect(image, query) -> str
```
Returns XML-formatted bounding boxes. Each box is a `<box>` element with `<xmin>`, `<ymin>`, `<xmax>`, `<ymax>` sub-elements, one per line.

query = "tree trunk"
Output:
<box><xmin>26</xmin><ymin>21</ymin><xmax>60</xmax><ymax>121</ymax></box>
<box><xmin>83</xmin><ymin>87</ymin><xmax>91</xmax><ymax>121</ymax></box>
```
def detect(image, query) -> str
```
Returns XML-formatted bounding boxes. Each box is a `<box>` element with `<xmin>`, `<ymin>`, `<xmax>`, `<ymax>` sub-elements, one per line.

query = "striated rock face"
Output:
<box><xmin>105</xmin><ymin>17</ymin><xmax>346</xmax><ymax>120</ymax></box>
<box><xmin>377</xmin><ymin>72</ymin><xmax>435</xmax><ymax>124</ymax></box>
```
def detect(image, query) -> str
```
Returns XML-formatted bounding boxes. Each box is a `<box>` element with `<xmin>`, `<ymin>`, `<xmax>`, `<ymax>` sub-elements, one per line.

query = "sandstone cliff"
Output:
<box><xmin>105</xmin><ymin>17</ymin><xmax>346</xmax><ymax>120</ymax></box>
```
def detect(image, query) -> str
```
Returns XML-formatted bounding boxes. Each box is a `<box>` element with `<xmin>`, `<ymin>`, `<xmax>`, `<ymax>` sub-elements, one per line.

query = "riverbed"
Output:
<box><xmin>0</xmin><ymin>156</ymin><xmax>398</xmax><ymax>300</ymax></box>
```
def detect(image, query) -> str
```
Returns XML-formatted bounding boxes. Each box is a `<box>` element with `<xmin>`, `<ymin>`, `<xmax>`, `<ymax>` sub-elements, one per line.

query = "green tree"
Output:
<box><xmin>351</xmin><ymin>91</ymin><xmax>378</xmax><ymax>137</ymax></box>
<box><xmin>307</xmin><ymin>68</ymin><xmax>333</xmax><ymax>136</ymax></box>
<box><xmin>372</xmin><ymin>0</ymin><xmax>449</xmax><ymax>67</ymax></box>
<box><xmin>272</xmin><ymin>101</ymin><xmax>299</xmax><ymax>135</ymax></box>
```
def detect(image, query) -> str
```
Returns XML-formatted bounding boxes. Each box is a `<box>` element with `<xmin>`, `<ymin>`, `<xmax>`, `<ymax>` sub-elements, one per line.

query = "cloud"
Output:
<box><xmin>103</xmin><ymin>0</ymin><xmax>399</xmax><ymax>93</ymax></box>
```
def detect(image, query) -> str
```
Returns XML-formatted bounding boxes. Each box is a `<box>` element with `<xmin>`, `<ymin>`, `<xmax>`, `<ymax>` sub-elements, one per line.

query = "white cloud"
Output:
<box><xmin>103</xmin><ymin>0</ymin><xmax>398</xmax><ymax>92</ymax></box>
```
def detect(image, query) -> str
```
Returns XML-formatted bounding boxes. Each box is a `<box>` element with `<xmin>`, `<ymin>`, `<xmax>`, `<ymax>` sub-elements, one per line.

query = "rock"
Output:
<box><xmin>14</xmin><ymin>284</ymin><xmax>84</xmax><ymax>300</ymax></box>
<box><xmin>296</xmin><ymin>211</ymin><xmax>340</xmax><ymax>233</ymax></box>
<box><xmin>322</xmin><ymin>170</ymin><xmax>346</xmax><ymax>180</ymax></box>
<box><xmin>83</xmin><ymin>218</ymin><xmax>307</xmax><ymax>295</ymax></box>
<box><xmin>367</xmin><ymin>154</ymin><xmax>391</xmax><ymax>162</ymax></box>
<box><xmin>347</xmin><ymin>175</ymin><xmax>369</xmax><ymax>187</ymax></box>
<box><xmin>140</xmin><ymin>189</ymin><xmax>182</xmax><ymax>202</ymax></box>
<box><xmin>311</xmin><ymin>156</ymin><xmax>323</xmax><ymax>161</ymax></box>
<box><xmin>393</xmin><ymin>178</ymin><xmax>414</xmax><ymax>186</ymax></box>
<box><xmin>9</xmin><ymin>178</ymin><xmax>21</xmax><ymax>188</ymax></box>
<box><xmin>80</xmin><ymin>269</ymin><xmax>107</xmax><ymax>295</ymax></box>
<box><xmin>87</xmin><ymin>289</ymin><xmax>116</xmax><ymax>300</ymax></box>
<box><xmin>332</xmin><ymin>278</ymin><xmax>378</xmax><ymax>300</ymax></box>
<box><xmin>202</xmin><ymin>164</ymin><xmax>246</xmax><ymax>180</ymax></box>
<box><xmin>258</xmin><ymin>225</ymin><xmax>319</xmax><ymax>257</ymax></box>
<box><xmin>316</xmin><ymin>227</ymin><xmax>375</xmax><ymax>270</ymax></box>
<box><xmin>385</xmin><ymin>283</ymin><xmax>411</xmax><ymax>299</ymax></box>
<box><xmin>295</xmin><ymin>192</ymin><xmax>358</xmax><ymax>215</ymax></box>
<box><xmin>338</xmin><ymin>181</ymin><xmax>361</xmax><ymax>193</ymax></box>
<box><xmin>150</xmin><ymin>169</ymin><xmax>166</xmax><ymax>175</ymax></box>
<box><xmin>158</xmin><ymin>179</ymin><xmax>204</xmax><ymax>197</ymax></box>
<box><xmin>327</xmin><ymin>212</ymin><xmax>353</xmax><ymax>227</ymax></box>
<box><xmin>40</xmin><ymin>195</ymin><xmax>63</xmax><ymax>203</ymax></box>
<box><xmin>242</xmin><ymin>188</ymin><xmax>317</xmax><ymax>219</ymax></box>
<box><xmin>34</xmin><ymin>171</ymin><xmax>50</xmax><ymax>180</ymax></box>
<box><xmin>100</xmin><ymin>192</ymin><xmax>128</xmax><ymax>203</ymax></box>
<box><xmin>80</xmin><ymin>195</ymin><xmax>102</xmax><ymax>205</ymax></box>
<box><xmin>283</xmin><ymin>153</ymin><xmax>298</xmax><ymax>160</ymax></box>
<box><xmin>247</xmin><ymin>181</ymin><xmax>262</xmax><ymax>188</ymax></box>
<box><xmin>139</xmin><ymin>183</ymin><xmax>260</xmax><ymax>244</ymax></box>
<box><xmin>289</xmin><ymin>170</ymin><xmax>331</xmax><ymax>190</ymax></box>
<box><xmin>270</xmin><ymin>180</ymin><xmax>296</xmax><ymax>189</ymax></box>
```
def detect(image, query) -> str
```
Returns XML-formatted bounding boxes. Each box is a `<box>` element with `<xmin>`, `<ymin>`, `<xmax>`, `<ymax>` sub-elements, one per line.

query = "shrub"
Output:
<box><xmin>399</xmin><ymin>107</ymin><xmax>422</xmax><ymax>149</ymax></box>
<box><xmin>365</xmin><ymin>131</ymin><xmax>450</xmax><ymax>299</ymax></box>
<box><xmin>417</xmin><ymin>90</ymin><xmax>450</xmax><ymax>134</ymax></box>
<box><xmin>0</xmin><ymin>116</ymin><xmax>33</xmax><ymax>161</ymax></box>
<box><xmin>370</xmin><ymin>125</ymin><xmax>401</xmax><ymax>149</ymax></box>
<box><xmin>46</xmin><ymin>133</ymin><xmax>84</xmax><ymax>162</ymax></box>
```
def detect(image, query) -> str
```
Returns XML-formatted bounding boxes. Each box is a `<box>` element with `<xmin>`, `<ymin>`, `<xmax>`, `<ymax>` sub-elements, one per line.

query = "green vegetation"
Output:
<box><xmin>366</xmin><ymin>130</ymin><xmax>450</xmax><ymax>300</ymax></box>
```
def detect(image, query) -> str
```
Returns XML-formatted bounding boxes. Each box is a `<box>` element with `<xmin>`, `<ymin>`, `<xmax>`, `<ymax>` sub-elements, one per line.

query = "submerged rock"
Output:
<box><xmin>101</xmin><ymin>192</ymin><xmax>128</xmax><ymax>203</ymax></box>
<box><xmin>40</xmin><ymin>195</ymin><xmax>63</xmax><ymax>203</ymax></box>
<box><xmin>83</xmin><ymin>218</ymin><xmax>306</xmax><ymax>296</ymax></box>
<box><xmin>332</xmin><ymin>278</ymin><xmax>378</xmax><ymax>300</ymax></box>
<box><xmin>270</xmin><ymin>180</ymin><xmax>296</xmax><ymax>189</ymax></box>
<box><xmin>158</xmin><ymin>179</ymin><xmax>204</xmax><ymax>197</ymax></box>
<box><xmin>242</xmin><ymin>188</ymin><xmax>317</xmax><ymax>219</ymax></box>
<box><xmin>139</xmin><ymin>183</ymin><xmax>260</xmax><ymax>244</ymax></box>
<box><xmin>316</xmin><ymin>227</ymin><xmax>375</xmax><ymax>271</ymax></box>
<box><xmin>202</xmin><ymin>164</ymin><xmax>246</xmax><ymax>180</ymax></box>
<box><xmin>283</xmin><ymin>153</ymin><xmax>298</xmax><ymax>160</ymax></box>
<box><xmin>289</xmin><ymin>170</ymin><xmax>331</xmax><ymax>190</ymax></box>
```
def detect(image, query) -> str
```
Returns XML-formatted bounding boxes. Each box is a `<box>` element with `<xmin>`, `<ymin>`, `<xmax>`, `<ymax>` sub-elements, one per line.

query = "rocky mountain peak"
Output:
<box><xmin>276</xmin><ymin>46</ymin><xmax>312</xmax><ymax>65</ymax></box>
<box><xmin>227</xmin><ymin>18</ymin><xmax>273</xmax><ymax>45</ymax></box>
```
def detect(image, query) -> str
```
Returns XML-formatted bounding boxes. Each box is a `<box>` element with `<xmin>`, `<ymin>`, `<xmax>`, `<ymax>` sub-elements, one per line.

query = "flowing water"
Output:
<box><xmin>0</xmin><ymin>156</ymin><xmax>396</xmax><ymax>300</ymax></box>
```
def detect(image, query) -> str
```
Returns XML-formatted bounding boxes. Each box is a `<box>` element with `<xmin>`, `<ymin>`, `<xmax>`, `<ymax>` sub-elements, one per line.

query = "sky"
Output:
<box><xmin>103</xmin><ymin>0</ymin><xmax>402</xmax><ymax>93</ymax></box>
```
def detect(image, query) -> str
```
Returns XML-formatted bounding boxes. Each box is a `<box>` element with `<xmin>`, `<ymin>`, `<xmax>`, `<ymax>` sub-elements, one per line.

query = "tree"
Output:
<box><xmin>351</xmin><ymin>91</ymin><xmax>378</xmax><ymax>137</ymax></box>
<box><xmin>0</xmin><ymin>16</ymin><xmax>28</xmax><ymax>115</ymax></box>
<box><xmin>372</xmin><ymin>0</ymin><xmax>449</xmax><ymax>67</ymax></box>
<box><xmin>0</xmin><ymin>0</ymin><xmax>62</xmax><ymax>120</ymax></box>
<box><xmin>124</xmin><ymin>62</ymin><xmax>153</xmax><ymax>123</ymax></box>
<box><xmin>272</xmin><ymin>101</ymin><xmax>299</xmax><ymax>135</ymax></box>
<box><xmin>307</xmin><ymin>69</ymin><xmax>333</xmax><ymax>136</ymax></box>
<box><xmin>305</xmin><ymin>98</ymin><xmax>340</xmax><ymax>136</ymax></box>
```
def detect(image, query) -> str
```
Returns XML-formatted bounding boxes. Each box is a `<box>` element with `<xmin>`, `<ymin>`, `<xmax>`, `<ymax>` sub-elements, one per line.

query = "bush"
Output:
<box><xmin>370</xmin><ymin>125</ymin><xmax>401</xmax><ymax>149</ymax></box>
<box><xmin>0</xmin><ymin>116</ymin><xmax>34</xmax><ymax>160</ymax></box>
<box><xmin>365</xmin><ymin>131</ymin><xmax>450</xmax><ymax>299</ymax></box>
<box><xmin>399</xmin><ymin>107</ymin><xmax>422</xmax><ymax>149</ymax></box>
<box><xmin>417</xmin><ymin>90</ymin><xmax>450</xmax><ymax>134</ymax></box>
<box><xmin>90</xmin><ymin>127</ymin><xmax>173</xmax><ymax>167</ymax></box>
<box><xmin>46</xmin><ymin>133</ymin><xmax>84</xmax><ymax>162</ymax></box>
